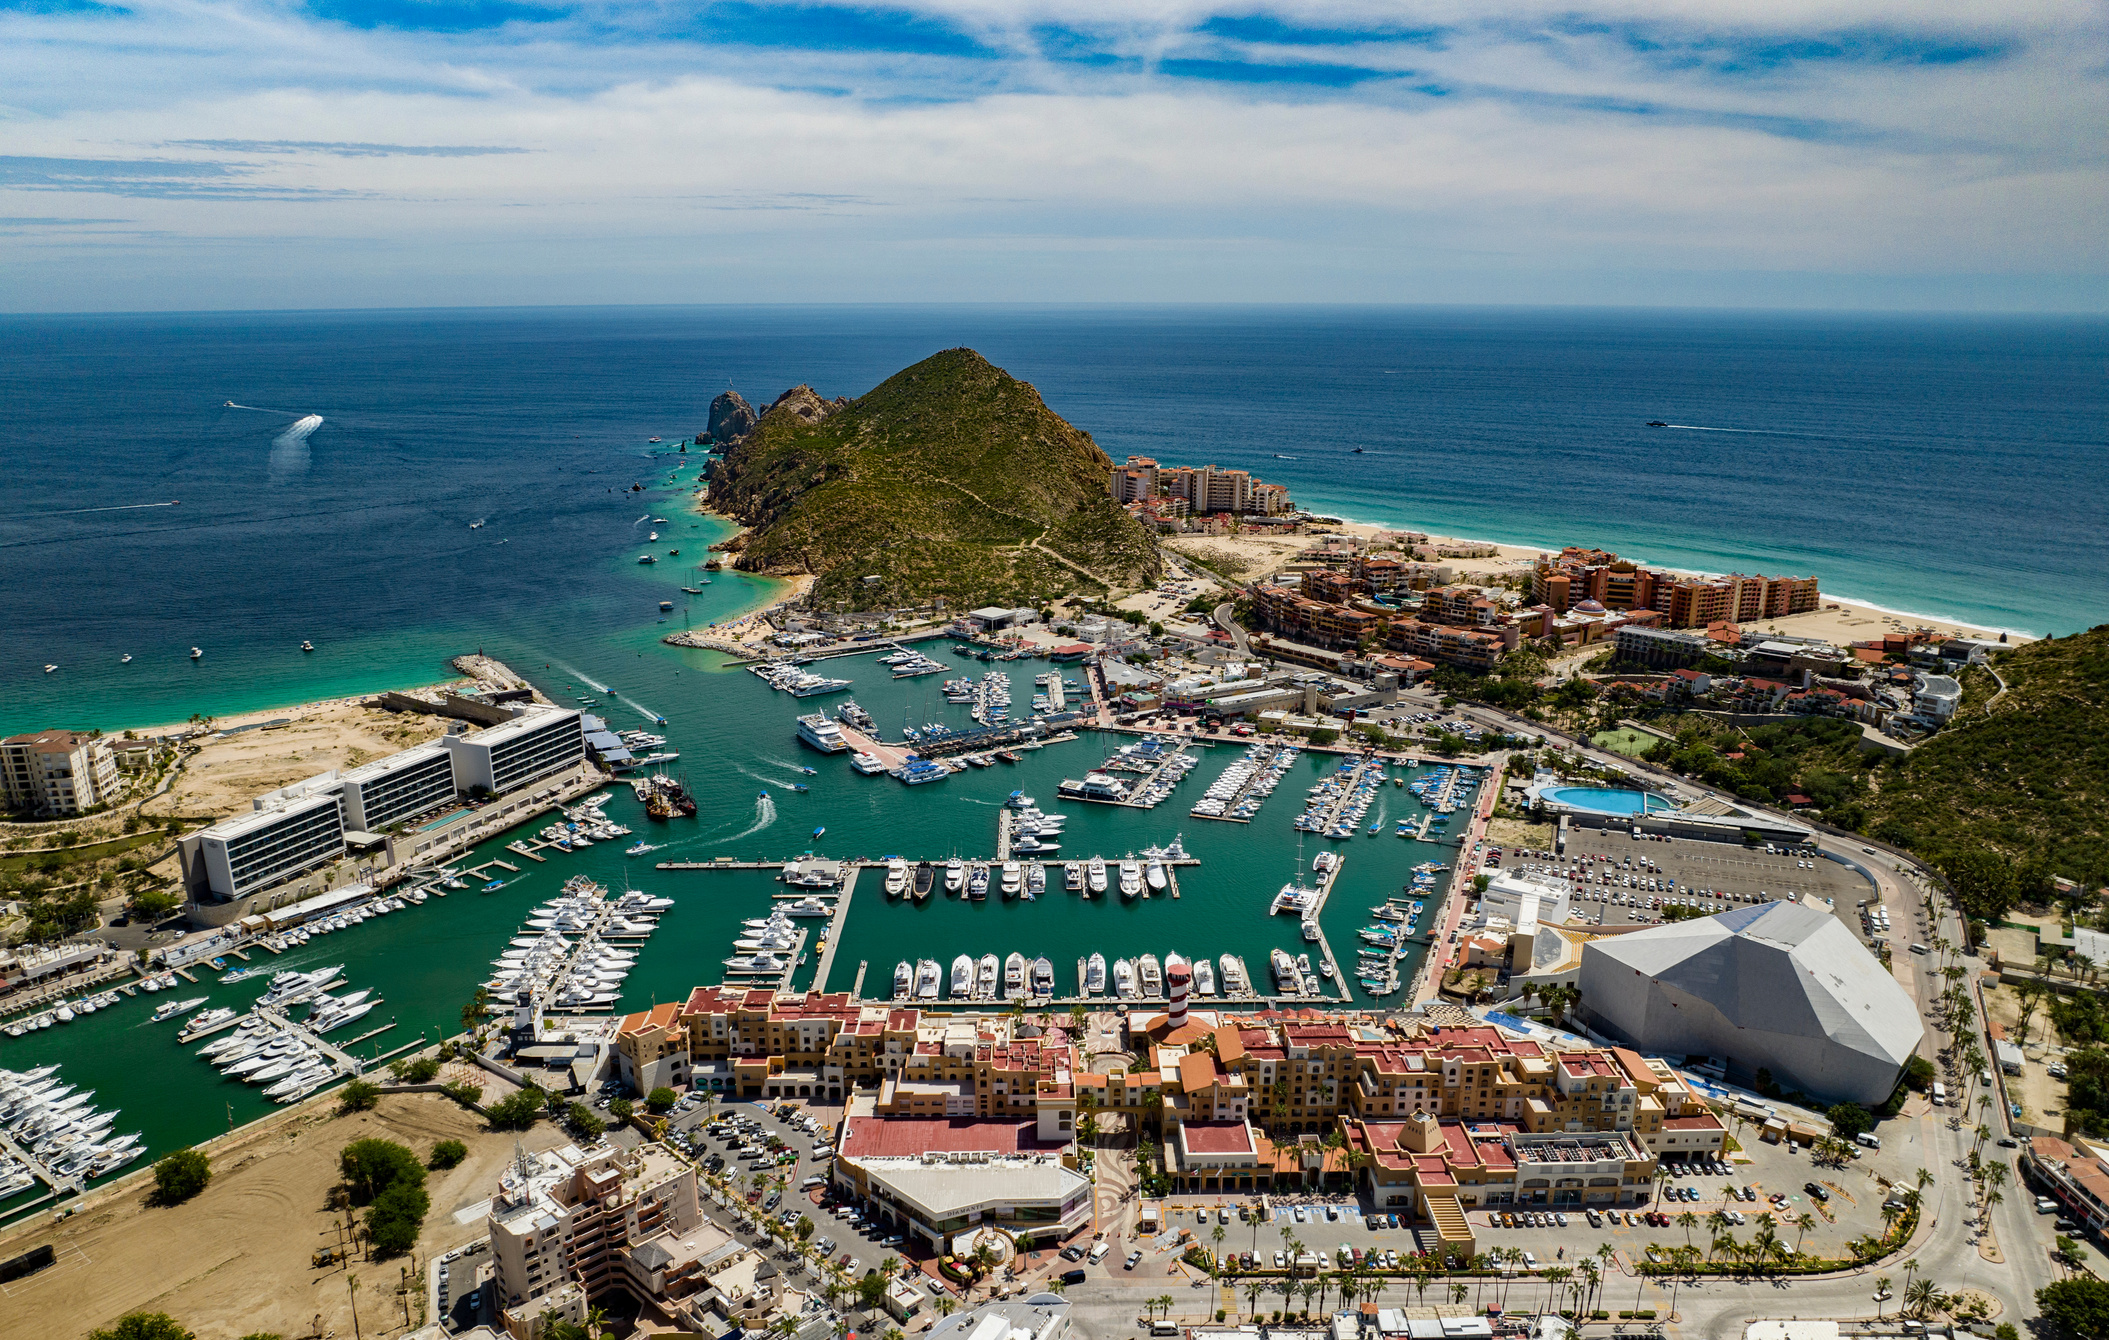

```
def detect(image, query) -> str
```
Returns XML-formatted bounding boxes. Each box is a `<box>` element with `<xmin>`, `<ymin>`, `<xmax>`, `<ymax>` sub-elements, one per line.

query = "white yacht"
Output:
<box><xmin>999</xmin><ymin>860</ymin><xmax>1022</xmax><ymax>897</ymax></box>
<box><xmin>915</xmin><ymin>958</ymin><xmax>941</xmax><ymax>1000</ymax></box>
<box><xmin>1139</xmin><ymin>954</ymin><xmax>1163</xmax><ymax>996</ymax></box>
<box><xmin>1220</xmin><ymin>954</ymin><xmax>1248</xmax><ymax>994</ymax></box>
<box><xmin>1064</xmin><ymin>861</ymin><xmax>1084</xmax><ymax>892</ymax></box>
<box><xmin>944</xmin><ymin>858</ymin><xmax>965</xmax><ymax>895</ymax></box>
<box><xmin>1004</xmin><ymin>952</ymin><xmax>1027</xmax><ymax>1000</ymax></box>
<box><xmin>950</xmin><ymin>955</ymin><xmax>974</xmax><ymax>998</ymax></box>
<box><xmin>893</xmin><ymin>961</ymin><xmax>914</xmax><ymax>998</ymax></box>
<box><xmin>150</xmin><ymin>996</ymin><xmax>207</xmax><ymax>1022</ymax></box>
<box><xmin>884</xmin><ymin>859</ymin><xmax>909</xmax><ymax>897</ymax></box>
<box><xmin>1086</xmin><ymin>857</ymin><xmax>1108</xmax><ymax>896</ymax></box>
<box><xmin>1192</xmin><ymin>957</ymin><xmax>1217</xmax><ymax>996</ymax></box>
<box><xmin>1085</xmin><ymin>952</ymin><xmax>1107</xmax><ymax>995</ymax></box>
<box><xmin>796</xmin><ymin>714</ymin><xmax>850</xmax><ymax>753</ymax></box>
<box><xmin>1118</xmin><ymin>858</ymin><xmax>1143</xmax><ymax>900</ymax></box>
<box><xmin>1145</xmin><ymin>859</ymin><xmax>1168</xmax><ymax>893</ymax></box>
<box><xmin>977</xmin><ymin>953</ymin><xmax>999</xmax><ymax>999</ymax></box>
<box><xmin>849</xmin><ymin>752</ymin><xmax>888</xmax><ymax>774</ymax></box>
<box><xmin>1113</xmin><ymin>958</ymin><xmax>1138</xmax><ymax>999</ymax></box>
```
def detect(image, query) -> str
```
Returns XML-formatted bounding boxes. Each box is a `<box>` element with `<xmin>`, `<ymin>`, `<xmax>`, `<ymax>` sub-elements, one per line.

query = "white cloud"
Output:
<box><xmin>0</xmin><ymin>0</ymin><xmax>2103</xmax><ymax>309</ymax></box>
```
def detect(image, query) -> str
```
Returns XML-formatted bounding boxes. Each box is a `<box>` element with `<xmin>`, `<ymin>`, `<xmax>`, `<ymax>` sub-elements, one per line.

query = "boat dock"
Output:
<box><xmin>1302</xmin><ymin>854</ymin><xmax>1353</xmax><ymax>1002</ymax></box>
<box><xmin>1300</xmin><ymin>756</ymin><xmax>1391</xmax><ymax>833</ymax></box>
<box><xmin>808</xmin><ymin>866</ymin><xmax>859</xmax><ymax>990</ymax></box>
<box><xmin>1190</xmin><ymin>741</ymin><xmax>1289</xmax><ymax>825</ymax></box>
<box><xmin>251</xmin><ymin>1001</ymin><xmax>375</xmax><ymax>1078</ymax></box>
<box><xmin>0</xmin><ymin>1124</ymin><xmax>82</xmax><ymax>1199</ymax></box>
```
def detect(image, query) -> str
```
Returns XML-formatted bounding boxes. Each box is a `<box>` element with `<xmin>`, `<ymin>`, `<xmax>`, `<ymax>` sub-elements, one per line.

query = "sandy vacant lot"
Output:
<box><xmin>143</xmin><ymin>699</ymin><xmax>458</xmax><ymax>824</ymax></box>
<box><xmin>0</xmin><ymin>1093</ymin><xmax>568</xmax><ymax>1340</ymax></box>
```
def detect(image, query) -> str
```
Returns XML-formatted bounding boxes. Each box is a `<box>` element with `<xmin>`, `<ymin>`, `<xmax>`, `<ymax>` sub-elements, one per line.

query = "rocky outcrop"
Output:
<box><xmin>705</xmin><ymin>390</ymin><xmax>758</xmax><ymax>445</ymax></box>
<box><xmin>764</xmin><ymin>385</ymin><xmax>847</xmax><ymax>427</ymax></box>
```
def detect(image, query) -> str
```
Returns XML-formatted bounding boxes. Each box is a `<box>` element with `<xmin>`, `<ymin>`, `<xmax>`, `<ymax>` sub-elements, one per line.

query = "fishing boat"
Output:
<box><xmin>300</xmin><ymin>640</ymin><xmax>314</xmax><ymax>652</ymax></box>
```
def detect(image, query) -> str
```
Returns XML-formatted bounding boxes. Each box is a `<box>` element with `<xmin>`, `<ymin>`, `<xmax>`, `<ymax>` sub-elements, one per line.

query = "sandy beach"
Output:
<box><xmin>1167</xmin><ymin>520</ymin><xmax>2032</xmax><ymax>646</ymax></box>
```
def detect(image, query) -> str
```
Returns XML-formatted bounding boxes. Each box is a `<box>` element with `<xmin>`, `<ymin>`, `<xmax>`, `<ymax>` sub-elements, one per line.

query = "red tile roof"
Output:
<box><xmin>841</xmin><ymin>1117</ymin><xmax>1058</xmax><ymax>1159</ymax></box>
<box><xmin>1180</xmin><ymin>1121</ymin><xmax>1255</xmax><ymax>1155</ymax></box>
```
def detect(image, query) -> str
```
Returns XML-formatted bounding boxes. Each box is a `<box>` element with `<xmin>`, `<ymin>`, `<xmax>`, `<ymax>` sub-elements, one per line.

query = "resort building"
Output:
<box><xmin>1533</xmin><ymin>547</ymin><xmax>1819</xmax><ymax>628</ymax></box>
<box><xmin>615</xmin><ymin>1002</ymin><xmax>692</xmax><ymax>1094</ymax></box>
<box><xmin>1108</xmin><ymin>456</ymin><xmax>1292</xmax><ymax>515</ymax></box>
<box><xmin>190</xmin><ymin>774</ymin><xmax>347</xmax><ymax>900</ymax></box>
<box><xmin>335</xmin><ymin>740</ymin><xmax>459</xmax><ymax>832</ymax></box>
<box><xmin>0</xmin><ymin>729</ymin><xmax>120</xmax><ymax>816</ymax></box>
<box><xmin>1613</xmin><ymin>625</ymin><xmax>1710</xmax><ymax>667</ymax></box>
<box><xmin>443</xmin><ymin>706</ymin><xmax>586</xmax><ymax>796</ymax></box>
<box><xmin>1578</xmin><ymin>902</ymin><xmax>1924</xmax><ymax>1105</ymax></box>
<box><xmin>486</xmin><ymin>1143</ymin><xmax>702</xmax><ymax>1323</ymax></box>
<box><xmin>2023</xmin><ymin>1135</ymin><xmax>2109</xmax><ymax>1238</ymax></box>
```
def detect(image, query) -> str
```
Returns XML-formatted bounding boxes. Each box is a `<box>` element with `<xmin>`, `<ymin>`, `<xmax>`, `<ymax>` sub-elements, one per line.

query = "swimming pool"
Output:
<box><xmin>1541</xmin><ymin>787</ymin><xmax>1679</xmax><ymax>816</ymax></box>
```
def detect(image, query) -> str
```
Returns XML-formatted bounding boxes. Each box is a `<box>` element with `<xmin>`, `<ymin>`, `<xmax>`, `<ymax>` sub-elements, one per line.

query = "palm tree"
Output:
<box><xmin>1243</xmin><ymin>1280</ymin><xmax>1264</xmax><ymax>1320</ymax></box>
<box><xmin>1791</xmin><ymin>1212</ymin><xmax>1815</xmax><ymax>1258</ymax></box>
<box><xmin>1874</xmin><ymin>1275</ymin><xmax>1891</xmax><ymax>1318</ymax></box>
<box><xmin>1211</xmin><ymin>1225</ymin><xmax>1227</xmax><ymax>1283</ymax></box>
<box><xmin>1904</xmin><ymin>1276</ymin><xmax>1940</xmax><ymax>1319</ymax></box>
<box><xmin>1450</xmin><ymin>1283</ymin><xmax>1467</xmax><ymax>1309</ymax></box>
<box><xmin>1544</xmin><ymin>1266</ymin><xmax>1571</xmax><ymax>1316</ymax></box>
<box><xmin>1676</xmin><ymin>1210</ymin><xmax>1697</xmax><ymax>1247</ymax></box>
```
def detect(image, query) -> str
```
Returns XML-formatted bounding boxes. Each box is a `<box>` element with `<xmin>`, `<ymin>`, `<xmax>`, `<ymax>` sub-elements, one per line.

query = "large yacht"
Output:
<box><xmin>796</xmin><ymin>714</ymin><xmax>850</xmax><ymax>752</ymax></box>
<box><xmin>913</xmin><ymin>862</ymin><xmax>935</xmax><ymax>900</ymax></box>
<box><xmin>1220</xmin><ymin>954</ymin><xmax>1248</xmax><ymax>995</ymax></box>
<box><xmin>944</xmin><ymin>858</ymin><xmax>965</xmax><ymax>895</ymax></box>
<box><xmin>1004</xmin><ymin>952</ymin><xmax>1027</xmax><ymax>1000</ymax></box>
<box><xmin>1139</xmin><ymin>954</ymin><xmax>1163</xmax><ymax>997</ymax></box>
<box><xmin>914</xmin><ymin>958</ymin><xmax>941</xmax><ymax>999</ymax></box>
<box><xmin>1192</xmin><ymin>957</ymin><xmax>1217</xmax><ymax>996</ymax></box>
<box><xmin>1145</xmin><ymin>858</ymin><xmax>1168</xmax><ymax>893</ymax></box>
<box><xmin>1118</xmin><ymin>858</ymin><xmax>1143</xmax><ymax>900</ymax></box>
<box><xmin>968</xmin><ymin>863</ymin><xmax>990</xmax><ymax>901</ymax></box>
<box><xmin>1086</xmin><ymin>857</ymin><xmax>1108</xmax><ymax>896</ymax></box>
<box><xmin>849</xmin><ymin>752</ymin><xmax>888</xmax><ymax>775</ymax></box>
<box><xmin>1113</xmin><ymin>958</ymin><xmax>1138</xmax><ymax>999</ymax></box>
<box><xmin>1085</xmin><ymin>952</ymin><xmax>1107</xmax><ymax>995</ymax></box>
<box><xmin>884</xmin><ymin>859</ymin><xmax>909</xmax><ymax>898</ymax></box>
<box><xmin>1064</xmin><ymin>861</ymin><xmax>1085</xmax><ymax>892</ymax></box>
<box><xmin>1031</xmin><ymin>957</ymin><xmax>1054</xmax><ymax>996</ymax></box>
<box><xmin>999</xmin><ymin>860</ymin><xmax>1022</xmax><ymax>898</ymax></box>
<box><xmin>977</xmin><ymin>953</ymin><xmax>999</xmax><ymax>999</ymax></box>
<box><xmin>1271</xmin><ymin>948</ymin><xmax>1298</xmax><ymax>991</ymax></box>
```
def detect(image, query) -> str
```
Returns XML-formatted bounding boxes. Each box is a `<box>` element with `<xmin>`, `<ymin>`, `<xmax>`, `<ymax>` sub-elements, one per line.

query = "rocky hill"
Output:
<box><xmin>706</xmin><ymin>349</ymin><xmax>1161</xmax><ymax>610</ymax></box>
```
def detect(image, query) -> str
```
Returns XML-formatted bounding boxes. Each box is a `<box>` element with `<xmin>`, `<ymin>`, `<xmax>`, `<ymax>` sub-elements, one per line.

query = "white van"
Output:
<box><xmin>1087</xmin><ymin>1242</ymin><xmax>1112</xmax><ymax>1264</ymax></box>
<box><xmin>1931</xmin><ymin>1082</ymin><xmax>1947</xmax><ymax>1106</ymax></box>
<box><xmin>1855</xmin><ymin>1132</ymin><xmax>1881</xmax><ymax>1149</ymax></box>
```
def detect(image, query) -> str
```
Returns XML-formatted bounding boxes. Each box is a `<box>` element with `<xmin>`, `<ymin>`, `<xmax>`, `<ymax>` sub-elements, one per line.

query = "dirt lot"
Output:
<box><xmin>1485</xmin><ymin>818</ymin><xmax>1554</xmax><ymax>850</ymax></box>
<box><xmin>1981</xmin><ymin>979</ymin><xmax>2074</xmax><ymax>1125</ymax></box>
<box><xmin>0</xmin><ymin>1092</ymin><xmax>566</xmax><ymax>1340</ymax></box>
<box><xmin>143</xmin><ymin>698</ymin><xmax>457</xmax><ymax>825</ymax></box>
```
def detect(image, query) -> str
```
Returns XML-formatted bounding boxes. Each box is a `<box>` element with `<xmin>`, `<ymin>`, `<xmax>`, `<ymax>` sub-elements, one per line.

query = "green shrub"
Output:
<box><xmin>338</xmin><ymin>1079</ymin><xmax>381</xmax><ymax>1112</ymax></box>
<box><xmin>646</xmin><ymin>1086</ymin><xmax>678</xmax><ymax>1112</ymax></box>
<box><xmin>366</xmin><ymin>1180</ymin><xmax>431</xmax><ymax>1258</ymax></box>
<box><xmin>428</xmin><ymin>1139</ymin><xmax>468</xmax><ymax>1170</ymax></box>
<box><xmin>89</xmin><ymin>1314</ymin><xmax>195</xmax><ymax>1340</ymax></box>
<box><xmin>486</xmin><ymin>1087</ymin><xmax>545</xmax><ymax>1131</ymax></box>
<box><xmin>441</xmin><ymin>1080</ymin><xmax>484</xmax><ymax>1107</ymax></box>
<box><xmin>339</xmin><ymin>1138</ymin><xmax>425</xmax><ymax>1206</ymax></box>
<box><xmin>149</xmin><ymin>1148</ymin><xmax>211</xmax><ymax>1206</ymax></box>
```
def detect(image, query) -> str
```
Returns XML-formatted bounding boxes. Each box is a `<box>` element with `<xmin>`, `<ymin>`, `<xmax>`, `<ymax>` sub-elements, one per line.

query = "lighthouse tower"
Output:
<box><xmin>1165</xmin><ymin>955</ymin><xmax>1191</xmax><ymax>1030</ymax></box>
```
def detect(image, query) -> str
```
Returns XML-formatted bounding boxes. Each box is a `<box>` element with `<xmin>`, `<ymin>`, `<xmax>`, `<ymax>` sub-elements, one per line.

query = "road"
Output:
<box><xmin>1213</xmin><ymin>603</ymin><xmax>1251</xmax><ymax>657</ymax></box>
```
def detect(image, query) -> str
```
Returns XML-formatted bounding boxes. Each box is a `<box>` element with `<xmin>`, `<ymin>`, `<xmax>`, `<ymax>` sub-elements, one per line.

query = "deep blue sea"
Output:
<box><xmin>2</xmin><ymin>305</ymin><xmax>2105</xmax><ymax>736</ymax></box>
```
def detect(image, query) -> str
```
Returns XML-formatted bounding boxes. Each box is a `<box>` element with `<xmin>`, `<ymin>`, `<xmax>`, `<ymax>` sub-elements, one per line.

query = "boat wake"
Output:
<box><xmin>613</xmin><ymin>694</ymin><xmax>662</xmax><ymax>724</ymax></box>
<box><xmin>269</xmin><ymin>414</ymin><xmax>324</xmax><ymax>479</ymax></box>
<box><xmin>272</xmin><ymin>414</ymin><xmax>324</xmax><ymax>448</ymax></box>
<box><xmin>551</xmin><ymin>662</ymin><xmax>610</xmax><ymax>695</ymax></box>
<box><xmin>719</xmin><ymin>796</ymin><xmax>777</xmax><ymax>841</ymax></box>
<box><xmin>1660</xmin><ymin>424</ymin><xmax>1803</xmax><ymax>437</ymax></box>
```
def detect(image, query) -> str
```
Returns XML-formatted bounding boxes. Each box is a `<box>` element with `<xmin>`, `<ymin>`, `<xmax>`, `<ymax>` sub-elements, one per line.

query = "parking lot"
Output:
<box><xmin>1154</xmin><ymin>1126</ymin><xmax>1899</xmax><ymax>1278</ymax></box>
<box><xmin>1490</xmin><ymin>829</ymin><xmax>1878</xmax><ymax>939</ymax></box>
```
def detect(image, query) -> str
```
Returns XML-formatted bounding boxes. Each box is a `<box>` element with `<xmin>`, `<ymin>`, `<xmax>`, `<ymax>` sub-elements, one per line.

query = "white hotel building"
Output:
<box><xmin>182</xmin><ymin>706</ymin><xmax>584</xmax><ymax>908</ymax></box>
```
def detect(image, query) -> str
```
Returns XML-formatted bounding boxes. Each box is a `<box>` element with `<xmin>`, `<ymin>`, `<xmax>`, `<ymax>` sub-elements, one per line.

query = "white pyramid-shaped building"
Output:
<box><xmin>1579</xmin><ymin>901</ymin><xmax>1923</xmax><ymax>1104</ymax></box>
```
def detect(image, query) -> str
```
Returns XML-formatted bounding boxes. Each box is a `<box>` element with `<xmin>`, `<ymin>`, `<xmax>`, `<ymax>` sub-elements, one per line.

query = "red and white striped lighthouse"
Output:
<box><xmin>1165</xmin><ymin>954</ymin><xmax>1191</xmax><ymax>1029</ymax></box>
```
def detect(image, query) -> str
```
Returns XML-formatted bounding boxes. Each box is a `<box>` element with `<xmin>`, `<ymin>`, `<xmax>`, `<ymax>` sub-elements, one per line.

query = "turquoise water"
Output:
<box><xmin>0</xmin><ymin>611</ymin><xmax>1456</xmax><ymax>1207</ymax></box>
<box><xmin>1541</xmin><ymin>787</ymin><xmax>1678</xmax><ymax>816</ymax></box>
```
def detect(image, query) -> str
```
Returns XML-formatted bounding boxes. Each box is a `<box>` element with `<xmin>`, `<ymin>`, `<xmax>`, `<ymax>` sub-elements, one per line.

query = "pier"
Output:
<box><xmin>0</xmin><ymin>1124</ymin><xmax>82</xmax><ymax>1199</ymax></box>
<box><xmin>1295</xmin><ymin>756</ymin><xmax>1391</xmax><ymax>834</ymax></box>
<box><xmin>1189</xmin><ymin>741</ymin><xmax>1289</xmax><ymax>825</ymax></box>
<box><xmin>1302</xmin><ymin>853</ymin><xmax>1353</xmax><ymax>1002</ymax></box>
<box><xmin>809</xmin><ymin>865</ymin><xmax>859</xmax><ymax>991</ymax></box>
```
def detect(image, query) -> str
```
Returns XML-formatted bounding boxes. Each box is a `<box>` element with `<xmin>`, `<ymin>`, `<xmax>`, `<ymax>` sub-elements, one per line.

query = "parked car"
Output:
<box><xmin>1804</xmin><ymin>1183</ymin><xmax>1830</xmax><ymax>1202</ymax></box>
<box><xmin>1125</xmin><ymin>1251</ymin><xmax>1144</xmax><ymax>1270</ymax></box>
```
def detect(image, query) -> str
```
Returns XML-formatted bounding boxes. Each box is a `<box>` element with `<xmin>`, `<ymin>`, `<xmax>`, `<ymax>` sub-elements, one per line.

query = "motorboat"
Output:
<box><xmin>1145</xmin><ymin>859</ymin><xmax>1168</xmax><ymax>893</ymax></box>
<box><xmin>151</xmin><ymin>996</ymin><xmax>207</xmax><ymax>1023</ymax></box>
<box><xmin>893</xmin><ymin>961</ymin><xmax>914</xmax><ymax>998</ymax></box>
<box><xmin>1086</xmin><ymin>857</ymin><xmax>1107</xmax><ymax>896</ymax></box>
<box><xmin>884</xmin><ymin>859</ymin><xmax>909</xmax><ymax>898</ymax></box>
<box><xmin>950</xmin><ymin>955</ymin><xmax>974</xmax><ymax>998</ymax></box>
<box><xmin>1031</xmin><ymin>957</ymin><xmax>1054</xmax><ymax>996</ymax></box>
<box><xmin>1139</xmin><ymin>954</ymin><xmax>1163</xmax><ymax>997</ymax></box>
<box><xmin>967</xmin><ymin>863</ymin><xmax>990</xmax><ymax>901</ymax></box>
<box><xmin>913</xmin><ymin>862</ymin><xmax>935</xmax><ymax>900</ymax></box>
<box><xmin>999</xmin><ymin>861</ymin><xmax>1022</xmax><ymax>898</ymax></box>
<box><xmin>1113</xmin><ymin>958</ymin><xmax>1138</xmax><ymax>999</ymax></box>
<box><xmin>1026</xmin><ymin>862</ymin><xmax>1046</xmax><ymax>898</ymax></box>
<box><xmin>915</xmin><ymin>958</ymin><xmax>941</xmax><ymax>1000</ymax></box>
<box><xmin>1085</xmin><ymin>952</ymin><xmax>1107</xmax><ymax>995</ymax></box>
<box><xmin>1220</xmin><ymin>954</ymin><xmax>1248</xmax><ymax>994</ymax></box>
<box><xmin>944</xmin><ymin>859</ymin><xmax>965</xmax><ymax>895</ymax></box>
<box><xmin>1271</xmin><ymin>948</ymin><xmax>1299</xmax><ymax>991</ymax></box>
<box><xmin>1192</xmin><ymin>958</ymin><xmax>1217</xmax><ymax>996</ymax></box>
<box><xmin>1065</xmin><ymin>862</ymin><xmax>1084</xmax><ymax>892</ymax></box>
<box><xmin>1118</xmin><ymin>858</ymin><xmax>1143</xmax><ymax>900</ymax></box>
<box><xmin>1004</xmin><ymin>952</ymin><xmax>1027</xmax><ymax>1000</ymax></box>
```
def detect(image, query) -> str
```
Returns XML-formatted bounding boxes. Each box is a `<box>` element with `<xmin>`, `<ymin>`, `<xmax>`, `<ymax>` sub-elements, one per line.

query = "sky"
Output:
<box><xmin>2</xmin><ymin>0</ymin><xmax>2106</xmax><ymax>312</ymax></box>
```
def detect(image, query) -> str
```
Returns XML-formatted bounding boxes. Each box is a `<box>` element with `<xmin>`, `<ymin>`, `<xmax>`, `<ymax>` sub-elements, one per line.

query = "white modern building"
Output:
<box><xmin>1578</xmin><ymin>901</ymin><xmax>1924</xmax><ymax>1105</ymax></box>
<box><xmin>1</xmin><ymin>729</ymin><xmax>121</xmax><ymax>816</ymax></box>
<box><xmin>192</xmin><ymin>774</ymin><xmax>348</xmax><ymax>900</ymax></box>
<box><xmin>336</xmin><ymin>740</ymin><xmax>459</xmax><ymax>832</ymax></box>
<box><xmin>443</xmin><ymin>706</ymin><xmax>586</xmax><ymax>796</ymax></box>
<box><xmin>926</xmin><ymin>1296</ymin><xmax>1072</xmax><ymax>1340</ymax></box>
<box><xmin>1477</xmin><ymin>870</ymin><xmax>1573</xmax><ymax>933</ymax></box>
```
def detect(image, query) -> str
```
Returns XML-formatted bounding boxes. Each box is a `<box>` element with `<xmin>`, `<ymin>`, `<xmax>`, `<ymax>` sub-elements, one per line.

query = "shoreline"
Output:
<box><xmin>1284</xmin><ymin>489</ymin><xmax>2048</xmax><ymax>642</ymax></box>
<box><xmin>1190</xmin><ymin>505</ymin><xmax>2039</xmax><ymax>645</ymax></box>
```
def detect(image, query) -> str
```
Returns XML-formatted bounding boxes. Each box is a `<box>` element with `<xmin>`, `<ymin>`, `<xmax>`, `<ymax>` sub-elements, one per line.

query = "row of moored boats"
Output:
<box><xmin>892</xmin><ymin>949</ymin><xmax>1253</xmax><ymax>1001</ymax></box>
<box><xmin>1191</xmin><ymin>742</ymin><xmax>1299</xmax><ymax>820</ymax></box>
<box><xmin>0</xmin><ymin>1064</ymin><xmax>142</xmax><ymax>1188</ymax></box>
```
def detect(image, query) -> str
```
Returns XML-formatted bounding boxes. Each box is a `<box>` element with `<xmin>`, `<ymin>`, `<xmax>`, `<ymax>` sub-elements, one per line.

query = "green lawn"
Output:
<box><xmin>1591</xmin><ymin>726</ymin><xmax>1660</xmax><ymax>759</ymax></box>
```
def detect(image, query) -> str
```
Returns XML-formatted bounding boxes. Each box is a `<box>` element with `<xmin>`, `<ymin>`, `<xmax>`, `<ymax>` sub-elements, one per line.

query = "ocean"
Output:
<box><xmin>0</xmin><ymin>305</ymin><xmax>2102</xmax><ymax>1202</ymax></box>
